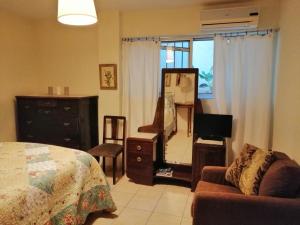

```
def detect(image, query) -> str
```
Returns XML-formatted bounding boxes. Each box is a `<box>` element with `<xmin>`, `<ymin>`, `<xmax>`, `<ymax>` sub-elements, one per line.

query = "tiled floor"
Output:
<box><xmin>85</xmin><ymin>176</ymin><xmax>194</xmax><ymax>225</ymax></box>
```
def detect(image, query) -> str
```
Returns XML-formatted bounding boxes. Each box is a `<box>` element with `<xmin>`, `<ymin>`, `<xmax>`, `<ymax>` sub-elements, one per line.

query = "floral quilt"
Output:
<box><xmin>0</xmin><ymin>142</ymin><xmax>116</xmax><ymax>225</ymax></box>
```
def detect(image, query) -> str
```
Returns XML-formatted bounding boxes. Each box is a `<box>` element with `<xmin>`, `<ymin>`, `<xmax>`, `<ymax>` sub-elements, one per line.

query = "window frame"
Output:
<box><xmin>160</xmin><ymin>37</ymin><xmax>215</xmax><ymax>100</ymax></box>
<box><xmin>160</xmin><ymin>40</ymin><xmax>191</xmax><ymax>68</ymax></box>
<box><xmin>192</xmin><ymin>37</ymin><xmax>215</xmax><ymax>99</ymax></box>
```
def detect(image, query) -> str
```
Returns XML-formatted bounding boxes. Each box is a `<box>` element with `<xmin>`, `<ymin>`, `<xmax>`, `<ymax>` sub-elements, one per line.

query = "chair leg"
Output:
<box><xmin>122</xmin><ymin>151</ymin><xmax>125</xmax><ymax>175</ymax></box>
<box><xmin>113</xmin><ymin>157</ymin><xmax>116</xmax><ymax>185</ymax></box>
<box><xmin>102</xmin><ymin>157</ymin><xmax>106</xmax><ymax>173</ymax></box>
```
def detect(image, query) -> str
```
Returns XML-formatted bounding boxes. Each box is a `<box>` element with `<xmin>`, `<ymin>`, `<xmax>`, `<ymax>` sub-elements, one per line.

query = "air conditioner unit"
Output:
<box><xmin>200</xmin><ymin>6</ymin><xmax>260</xmax><ymax>32</ymax></box>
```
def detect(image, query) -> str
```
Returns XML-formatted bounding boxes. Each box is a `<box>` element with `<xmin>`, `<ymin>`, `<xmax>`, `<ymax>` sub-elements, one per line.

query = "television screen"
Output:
<box><xmin>195</xmin><ymin>113</ymin><xmax>233</xmax><ymax>140</ymax></box>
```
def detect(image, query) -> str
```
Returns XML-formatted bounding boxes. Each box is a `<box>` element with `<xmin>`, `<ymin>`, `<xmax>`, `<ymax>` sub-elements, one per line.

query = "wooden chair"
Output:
<box><xmin>88</xmin><ymin>115</ymin><xmax>126</xmax><ymax>184</ymax></box>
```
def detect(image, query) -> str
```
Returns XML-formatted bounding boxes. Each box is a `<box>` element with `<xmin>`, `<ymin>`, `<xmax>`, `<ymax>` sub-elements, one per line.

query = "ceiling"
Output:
<box><xmin>0</xmin><ymin>0</ymin><xmax>254</xmax><ymax>19</ymax></box>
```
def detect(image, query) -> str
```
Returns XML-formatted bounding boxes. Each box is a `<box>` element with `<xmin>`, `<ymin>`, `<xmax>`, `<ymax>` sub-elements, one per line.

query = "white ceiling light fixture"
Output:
<box><xmin>58</xmin><ymin>0</ymin><xmax>98</xmax><ymax>26</ymax></box>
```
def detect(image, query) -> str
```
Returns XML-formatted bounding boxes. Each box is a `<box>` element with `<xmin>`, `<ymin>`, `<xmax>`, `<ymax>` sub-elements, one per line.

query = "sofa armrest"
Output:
<box><xmin>201</xmin><ymin>166</ymin><xmax>229</xmax><ymax>185</ymax></box>
<box><xmin>193</xmin><ymin>191</ymin><xmax>300</xmax><ymax>225</ymax></box>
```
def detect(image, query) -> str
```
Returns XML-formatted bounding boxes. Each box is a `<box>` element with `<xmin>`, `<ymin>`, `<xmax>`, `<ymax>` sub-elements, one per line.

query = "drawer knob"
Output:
<box><xmin>64</xmin><ymin>106</ymin><xmax>71</xmax><ymax>111</ymax></box>
<box><xmin>44</xmin><ymin>110</ymin><xmax>51</xmax><ymax>114</ymax></box>
<box><xmin>136</xmin><ymin>145</ymin><xmax>142</xmax><ymax>151</ymax></box>
<box><xmin>137</xmin><ymin>156</ymin><xmax>142</xmax><ymax>162</ymax></box>
<box><xmin>64</xmin><ymin>138</ymin><xmax>71</xmax><ymax>142</ymax></box>
<box><xmin>27</xmin><ymin>134</ymin><xmax>34</xmax><ymax>138</ymax></box>
<box><xmin>24</xmin><ymin>105</ymin><xmax>30</xmax><ymax>109</ymax></box>
<box><xmin>26</xmin><ymin>120</ymin><xmax>33</xmax><ymax>125</ymax></box>
<box><xmin>63</xmin><ymin>122</ymin><xmax>70</xmax><ymax>127</ymax></box>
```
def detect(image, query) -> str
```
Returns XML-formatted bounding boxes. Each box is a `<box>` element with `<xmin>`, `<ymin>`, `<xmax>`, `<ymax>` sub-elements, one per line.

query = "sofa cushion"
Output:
<box><xmin>259</xmin><ymin>159</ymin><xmax>300</xmax><ymax>198</ymax></box>
<box><xmin>195</xmin><ymin>181</ymin><xmax>242</xmax><ymax>194</ymax></box>
<box><xmin>225</xmin><ymin>143</ymin><xmax>274</xmax><ymax>195</ymax></box>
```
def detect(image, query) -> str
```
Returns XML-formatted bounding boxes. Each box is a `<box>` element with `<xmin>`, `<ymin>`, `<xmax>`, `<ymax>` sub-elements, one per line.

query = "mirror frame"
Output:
<box><xmin>161</xmin><ymin>68</ymin><xmax>199</xmax><ymax>165</ymax></box>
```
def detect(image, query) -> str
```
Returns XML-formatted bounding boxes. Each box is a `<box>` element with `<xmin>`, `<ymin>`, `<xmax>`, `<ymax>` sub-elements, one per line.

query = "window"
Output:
<box><xmin>160</xmin><ymin>39</ymin><xmax>214</xmax><ymax>99</ymax></box>
<box><xmin>193</xmin><ymin>39</ymin><xmax>214</xmax><ymax>98</ymax></box>
<box><xmin>160</xmin><ymin>41</ymin><xmax>190</xmax><ymax>69</ymax></box>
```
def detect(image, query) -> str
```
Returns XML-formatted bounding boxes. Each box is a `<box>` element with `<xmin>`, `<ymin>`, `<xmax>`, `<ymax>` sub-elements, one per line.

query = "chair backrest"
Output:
<box><xmin>103</xmin><ymin>115</ymin><xmax>126</xmax><ymax>146</ymax></box>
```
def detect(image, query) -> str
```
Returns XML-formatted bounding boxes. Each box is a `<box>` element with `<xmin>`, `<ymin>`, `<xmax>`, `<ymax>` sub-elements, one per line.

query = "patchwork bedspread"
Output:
<box><xmin>0</xmin><ymin>142</ymin><xmax>116</xmax><ymax>225</ymax></box>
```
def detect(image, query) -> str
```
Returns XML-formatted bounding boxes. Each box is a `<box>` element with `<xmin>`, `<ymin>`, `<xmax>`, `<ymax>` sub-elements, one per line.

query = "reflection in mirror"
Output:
<box><xmin>164</xmin><ymin>72</ymin><xmax>195</xmax><ymax>165</ymax></box>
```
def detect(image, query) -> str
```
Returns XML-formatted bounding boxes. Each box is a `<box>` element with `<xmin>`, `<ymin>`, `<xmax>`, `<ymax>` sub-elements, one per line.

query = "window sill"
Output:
<box><xmin>198</xmin><ymin>93</ymin><xmax>214</xmax><ymax>100</ymax></box>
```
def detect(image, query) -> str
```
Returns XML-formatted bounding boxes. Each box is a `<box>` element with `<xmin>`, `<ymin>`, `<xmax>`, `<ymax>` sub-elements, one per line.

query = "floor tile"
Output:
<box><xmin>110</xmin><ymin>190</ymin><xmax>136</xmax><ymax>206</ymax></box>
<box><xmin>181</xmin><ymin>218</ymin><xmax>193</xmax><ymax>225</ymax></box>
<box><xmin>146</xmin><ymin>212</ymin><xmax>181</xmax><ymax>225</ymax></box>
<box><xmin>164</xmin><ymin>185</ymin><xmax>191</xmax><ymax>195</ymax></box>
<box><xmin>112</xmin><ymin>179</ymin><xmax>141</xmax><ymax>194</ymax></box>
<box><xmin>154</xmin><ymin>194</ymin><xmax>187</xmax><ymax>216</ymax></box>
<box><xmin>112</xmin><ymin>208</ymin><xmax>151</xmax><ymax>225</ymax></box>
<box><xmin>127</xmin><ymin>194</ymin><xmax>160</xmax><ymax>211</ymax></box>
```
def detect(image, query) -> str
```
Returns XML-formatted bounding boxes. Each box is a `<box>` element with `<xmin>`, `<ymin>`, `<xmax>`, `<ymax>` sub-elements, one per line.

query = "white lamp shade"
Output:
<box><xmin>166</xmin><ymin>46</ymin><xmax>174</xmax><ymax>63</ymax></box>
<box><xmin>58</xmin><ymin>0</ymin><xmax>98</xmax><ymax>26</ymax></box>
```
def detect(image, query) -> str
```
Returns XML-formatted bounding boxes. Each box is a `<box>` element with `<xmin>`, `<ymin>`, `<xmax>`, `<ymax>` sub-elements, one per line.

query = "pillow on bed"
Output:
<box><xmin>225</xmin><ymin>143</ymin><xmax>275</xmax><ymax>195</ymax></box>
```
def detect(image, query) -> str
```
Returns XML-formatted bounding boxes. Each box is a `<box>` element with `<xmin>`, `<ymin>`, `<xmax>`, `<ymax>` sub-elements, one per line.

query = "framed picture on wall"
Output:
<box><xmin>99</xmin><ymin>64</ymin><xmax>117</xmax><ymax>90</ymax></box>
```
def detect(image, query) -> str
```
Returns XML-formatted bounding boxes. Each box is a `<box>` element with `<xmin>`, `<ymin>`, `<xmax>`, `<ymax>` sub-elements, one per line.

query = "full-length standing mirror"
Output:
<box><xmin>162</xmin><ymin>68</ymin><xmax>198</xmax><ymax>165</ymax></box>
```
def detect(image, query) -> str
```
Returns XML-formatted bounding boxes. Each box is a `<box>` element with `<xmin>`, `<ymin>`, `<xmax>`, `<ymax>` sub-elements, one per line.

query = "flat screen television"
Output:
<box><xmin>195</xmin><ymin>113</ymin><xmax>233</xmax><ymax>140</ymax></box>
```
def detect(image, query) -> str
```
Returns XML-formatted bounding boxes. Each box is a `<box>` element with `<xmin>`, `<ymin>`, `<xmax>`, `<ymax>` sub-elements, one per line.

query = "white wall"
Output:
<box><xmin>97</xmin><ymin>10</ymin><xmax>122</xmax><ymax>140</ymax></box>
<box><xmin>273</xmin><ymin>0</ymin><xmax>300</xmax><ymax>162</ymax></box>
<box><xmin>0</xmin><ymin>0</ymin><xmax>281</xmax><ymax>144</ymax></box>
<box><xmin>35</xmin><ymin>19</ymin><xmax>99</xmax><ymax>95</ymax></box>
<box><xmin>0</xmin><ymin>12</ymin><xmax>42</xmax><ymax>141</ymax></box>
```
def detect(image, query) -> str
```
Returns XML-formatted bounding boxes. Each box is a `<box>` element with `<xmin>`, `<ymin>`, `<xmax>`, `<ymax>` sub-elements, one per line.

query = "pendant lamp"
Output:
<box><xmin>58</xmin><ymin>0</ymin><xmax>98</xmax><ymax>26</ymax></box>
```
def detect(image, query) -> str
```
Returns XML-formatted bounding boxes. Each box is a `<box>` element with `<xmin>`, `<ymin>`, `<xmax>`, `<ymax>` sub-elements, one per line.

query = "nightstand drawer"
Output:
<box><xmin>127</xmin><ymin>141</ymin><xmax>153</xmax><ymax>156</ymax></box>
<box><xmin>127</xmin><ymin>151</ymin><xmax>153</xmax><ymax>168</ymax></box>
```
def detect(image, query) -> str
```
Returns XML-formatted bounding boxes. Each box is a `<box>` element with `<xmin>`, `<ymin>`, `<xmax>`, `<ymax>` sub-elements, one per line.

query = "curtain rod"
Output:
<box><xmin>121</xmin><ymin>28</ymin><xmax>279</xmax><ymax>42</ymax></box>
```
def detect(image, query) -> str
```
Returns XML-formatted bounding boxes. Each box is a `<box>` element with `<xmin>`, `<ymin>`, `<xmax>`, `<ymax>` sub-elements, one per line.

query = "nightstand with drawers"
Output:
<box><xmin>126</xmin><ymin>132</ymin><xmax>158</xmax><ymax>185</ymax></box>
<box><xmin>192</xmin><ymin>138</ymin><xmax>226</xmax><ymax>191</ymax></box>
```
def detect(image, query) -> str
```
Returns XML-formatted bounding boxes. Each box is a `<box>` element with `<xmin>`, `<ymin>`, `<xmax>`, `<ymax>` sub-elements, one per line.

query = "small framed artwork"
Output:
<box><xmin>99</xmin><ymin>64</ymin><xmax>117</xmax><ymax>90</ymax></box>
<box><xmin>165</xmin><ymin>73</ymin><xmax>171</xmax><ymax>87</ymax></box>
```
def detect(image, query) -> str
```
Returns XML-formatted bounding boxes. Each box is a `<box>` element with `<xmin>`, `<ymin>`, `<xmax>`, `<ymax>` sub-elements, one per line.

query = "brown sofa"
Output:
<box><xmin>192</xmin><ymin>152</ymin><xmax>300</xmax><ymax>225</ymax></box>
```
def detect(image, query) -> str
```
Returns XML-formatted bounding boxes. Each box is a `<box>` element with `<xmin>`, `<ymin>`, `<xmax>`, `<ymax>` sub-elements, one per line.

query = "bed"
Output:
<box><xmin>0</xmin><ymin>142</ymin><xmax>116</xmax><ymax>225</ymax></box>
<box><xmin>164</xmin><ymin>93</ymin><xmax>176</xmax><ymax>141</ymax></box>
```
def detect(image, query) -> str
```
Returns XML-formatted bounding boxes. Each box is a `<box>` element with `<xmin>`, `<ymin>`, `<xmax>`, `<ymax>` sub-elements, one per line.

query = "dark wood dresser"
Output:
<box><xmin>126</xmin><ymin>133</ymin><xmax>158</xmax><ymax>185</ymax></box>
<box><xmin>192</xmin><ymin>138</ymin><xmax>226</xmax><ymax>191</ymax></box>
<box><xmin>16</xmin><ymin>95</ymin><xmax>99</xmax><ymax>151</ymax></box>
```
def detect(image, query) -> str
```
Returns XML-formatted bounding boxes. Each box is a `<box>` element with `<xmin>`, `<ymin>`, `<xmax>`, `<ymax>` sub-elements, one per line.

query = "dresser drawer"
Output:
<box><xmin>58</xmin><ymin>100</ymin><xmax>79</xmax><ymax>116</ymax></box>
<box><xmin>17</xmin><ymin>99</ymin><xmax>37</xmax><ymax>116</ymax></box>
<box><xmin>55</xmin><ymin>118</ymin><xmax>79</xmax><ymax>136</ymax></box>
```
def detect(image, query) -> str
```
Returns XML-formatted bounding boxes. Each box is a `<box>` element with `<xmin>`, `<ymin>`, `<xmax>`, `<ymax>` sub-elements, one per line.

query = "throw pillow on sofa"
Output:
<box><xmin>259</xmin><ymin>158</ymin><xmax>300</xmax><ymax>198</ymax></box>
<box><xmin>225</xmin><ymin>143</ymin><xmax>275</xmax><ymax>195</ymax></box>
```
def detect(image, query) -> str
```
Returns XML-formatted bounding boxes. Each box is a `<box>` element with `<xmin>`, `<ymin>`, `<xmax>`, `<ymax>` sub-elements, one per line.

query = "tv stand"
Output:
<box><xmin>192</xmin><ymin>137</ymin><xmax>226</xmax><ymax>191</ymax></box>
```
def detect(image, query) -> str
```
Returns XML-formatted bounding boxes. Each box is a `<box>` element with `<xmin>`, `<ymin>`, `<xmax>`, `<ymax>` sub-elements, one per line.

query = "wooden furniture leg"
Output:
<box><xmin>122</xmin><ymin>151</ymin><xmax>125</xmax><ymax>175</ymax></box>
<box><xmin>113</xmin><ymin>157</ymin><xmax>117</xmax><ymax>185</ymax></box>
<box><xmin>102</xmin><ymin>157</ymin><xmax>106</xmax><ymax>173</ymax></box>
<box><xmin>188</xmin><ymin>107</ymin><xmax>192</xmax><ymax>136</ymax></box>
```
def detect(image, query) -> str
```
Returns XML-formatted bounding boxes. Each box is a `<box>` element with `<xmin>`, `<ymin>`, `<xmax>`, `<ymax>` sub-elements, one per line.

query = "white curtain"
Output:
<box><xmin>214</xmin><ymin>34</ymin><xmax>274</xmax><ymax>162</ymax></box>
<box><xmin>122</xmin><ymin>41</ymin><xmax>161</xmax><ymax>135</ymax></box>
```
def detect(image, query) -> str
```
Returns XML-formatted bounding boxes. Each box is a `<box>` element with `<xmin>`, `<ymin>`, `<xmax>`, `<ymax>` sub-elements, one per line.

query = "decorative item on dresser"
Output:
<box><xmin>16</xmin><ymin>95</ymin><xmax>99</xmax><ymax>151</ymax></box>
